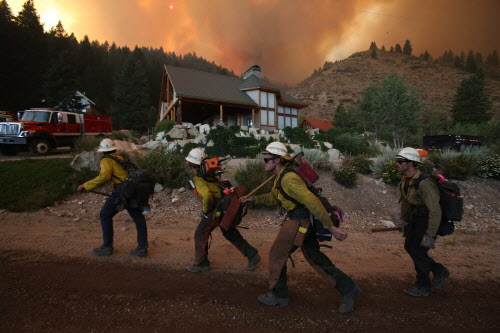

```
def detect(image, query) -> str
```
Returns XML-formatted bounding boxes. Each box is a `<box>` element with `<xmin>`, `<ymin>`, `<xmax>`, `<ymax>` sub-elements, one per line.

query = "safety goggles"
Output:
<box><xmin>263</xmin><ymin>157</ymin><xmax>278</xmax><ymax>163</ymax></box>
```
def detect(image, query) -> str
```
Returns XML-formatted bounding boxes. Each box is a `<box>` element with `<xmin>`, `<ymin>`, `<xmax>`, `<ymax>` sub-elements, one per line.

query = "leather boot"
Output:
<box><xmin>339</xmin><ymin>284</ymin><xmax>362</xmax><ymax>314</ymax></box>
<box><xmin>257</xmin><ymin>292</ymin><xmax>289</xmax><ymax>307</ymax></box>
<box><xmin>432</xmin><ymin>269</ymin><xmax>450</xmax><ymax>290</ymax></box>
<box><xmin>93</xmin><ymin>245</ymin><xmax>113</xmax><ymax>257</ymax></box>
<box><xmin>130</xmin><ymin>248</ymin><xmax>148</xmax><ymax>258</ymax></box>
<box><xmin>245</xmin><ymin>254</ymin><xmax>261</xmax><ymax>271</ymax></box>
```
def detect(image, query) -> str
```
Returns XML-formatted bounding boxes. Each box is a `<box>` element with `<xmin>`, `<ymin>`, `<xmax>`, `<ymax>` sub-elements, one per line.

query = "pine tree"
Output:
<box><xmin>475</xmin><ymin>52</ymin><xmax>483</xmax><ymax>65</ymax></box>
<box><xmin>113</xmin><ymin>47</ymin><xmax>154</xmax><ymax>131</ymax></box>
<box><xmin>369</xmin><ymin>41</ymin><xmax>378</xmax><ymax>51</ymax></box>
<box><xmin>486</xmin><ymin>50</ymin><xmax>499</xmax><ymax>66</ymax></box>
<box><xmin>371</xmin><ymin>48</ymin><xmax>377</xmax><ymax>59</ymax></box>
<box><xmin>381</xmin><ymin>45</ymin><xmax>386</xmax><ymax>51</ymax></box>
<box><xmin>0</xmin><ymin>0</ymin><xmax>18</xmax><ymax>109</ymax></box>
<box><xmin>465</xmin><ymin>50</ymin><xmax>477</xmax><ymax>73</ymax></box>
<box><xmin>452</xmin><ymin>73</ymin><xmax>492</xmax><ymax>124</ymax></box>
<box><xmin>395</xmin><ymin>44</ymin><xmax>402</xmax><ymax>54</ymax></box>
<box><xmin>403</xmin><ymin>40</ymin><xmax>412</xmax><ymax>55</ymax></box>
<box><xmin>390</xmin><ymin>46</ymin><xmax>394</xmax><ymax>52</ymax></box>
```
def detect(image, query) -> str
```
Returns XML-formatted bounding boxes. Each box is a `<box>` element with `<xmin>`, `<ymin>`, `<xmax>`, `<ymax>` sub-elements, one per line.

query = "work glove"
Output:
<box><xmin>420</xmin><ymin>235</ymin><xmax>436</xmax><ymax>249</ymax></box>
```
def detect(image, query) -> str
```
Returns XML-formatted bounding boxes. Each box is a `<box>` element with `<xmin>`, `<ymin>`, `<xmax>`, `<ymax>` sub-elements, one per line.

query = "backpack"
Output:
<box><xmin>411</xmin><ymin>174</ymin><xmax>463</xmax><ymax>236</ymax></box>
<box><xmin>275</xmin><ymin>166</ymin><xmax>344</xmax><ymax>242</ymax></box>
<box><xmin>104</xmin><ymin>155</ymin><xmax>155</xmax><ymax>209</ymax></box>
<box><xmin>216</xmin><ymin>180</ymin><xmax>247</xmax><ymax>231</ymax></box>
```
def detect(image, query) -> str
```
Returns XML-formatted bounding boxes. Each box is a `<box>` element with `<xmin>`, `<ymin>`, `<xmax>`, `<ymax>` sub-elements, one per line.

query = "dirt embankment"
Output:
<box><xmin>0</xmin><ymin>171</ymin><xmax>499</xmax><ymax>331</ymax></box>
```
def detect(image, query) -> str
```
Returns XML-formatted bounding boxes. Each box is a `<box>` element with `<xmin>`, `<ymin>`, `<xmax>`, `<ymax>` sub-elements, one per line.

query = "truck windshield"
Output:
<box><xmin>20</xmin><ymin>111</ymin><xmax>51</xmax><ymax>122</ymax></box>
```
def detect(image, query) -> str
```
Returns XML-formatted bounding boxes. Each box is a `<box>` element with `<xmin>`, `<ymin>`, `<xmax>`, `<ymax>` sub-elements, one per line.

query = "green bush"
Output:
<box><xmin>417</xmin><ymin>158</ymin><xmax>436</xmax><ymax>174</ymax></box>
<box><xmin>332</xmin><ymin>132</ymin><xmax>369</xmax><ymax>156</ymax></box>
<box><xmin>206</xmin><ymin>126</ymin><xmax>260</xmax><ymax>157</ymax></box>
<box><xmin>154</xmin><ymin>118</ymin><xmax>175</xmax><ymax>138</ymax></box>
<box><xmin>332</xmin><ymin>165</ymin><xmax>358</xmax><ymax>187</ymax></box>
<box><xmin>302</xmin><ymin>148</ymin><xmax>329</xmax><ymax>169</ymax></box>
<box><xmin>138</xmin><ymin>150</ymin><xmax>188</xmax><ymax>188</ymax></box>
<box><xmin>370</xmin><ymin>149</ymin><xmax>399</xmax><ymax>178</ymax></box>
<box><xmin>0</xmin><ymin>159</ymin><xmax>98</xmax><ymax>212</ymax></box>
<box><xmin>441</xmin><ymin>155</ymin><xmax>473</xmax><ymax>180</ymax></box>
<box><xmin>381</xmin><ymin>161</ymin><xmax>403</xmax><ymax>185</ymax></box>
<box><xmin>234</xmin><ymin>159</ymin><xmax>273</xmax><ymax>196</ymax></box>
<box><xmin>111</xmin><ymin>131</ymin><xmax>140</xmax><ymax>143</ymax></box>
<box><xmin>283</xmin><ymin>127</ymin><xmax>310</xmax><ymax>144</ymax></box>
<box><xmin>72</xmin><ymin>136</ymin><xmax>101</xmax><ymax>155</ymax></box>
<box><xmin>343</xmin><ymin>155</ymin><xmax>373</xmax><ymax>174</ymax></box>
<box><xmin>474</xmin><ymin>154</ymin><xmax>500</xmax><ymax>179</ymax></box>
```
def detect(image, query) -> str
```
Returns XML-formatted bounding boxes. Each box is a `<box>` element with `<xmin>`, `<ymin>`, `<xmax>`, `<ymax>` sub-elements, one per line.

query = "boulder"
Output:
<box><xmin>154</xmin><ymin>183</ymin><xmax>163</xmax><ymax>193</ymax></box>
<box><xmin>187</xmin><ymin>127</ymin><xmax>199</xmax><ymax>137</ymax></box>
<box><xmin>326</xmin><ymin>148</ymin><xmax>342</xmax><ymax>160</ymax></box>
<box><xmin>167</xmin><ymin>126</ymin><xmax>186</xmax><ymax>139</ymax></box>
<box><xmin>323</xmin><ymin>142</ymin><xmax>333</xmax><ymax>149</ymax></box>
<box><xmin>155</xmin><ymin>131</ymin><xmax>166</xmax><ymax>141</ymax></box>
<box><xmin>199</xmin><ymin>124</ymin><xmax>211</xmax><ymax>134</ymax></box>
<box><xmin>70</xmin><ymin>151</ymin><xmax>103</xmax><ymax>171</ymax></box>
<box><xmin>194</xmin><ymin>134</ymin><xmax>207</xmax><ymax>144</ymax></box>
<box><xmin>141</xmin><ymin>140</ymin><xmax>163</xmax><ymax>151</ymax></box>
<box><xmin>240</xmin><ymin>126</ymin><xmax>248</xmax><ymax>132</ymax></box>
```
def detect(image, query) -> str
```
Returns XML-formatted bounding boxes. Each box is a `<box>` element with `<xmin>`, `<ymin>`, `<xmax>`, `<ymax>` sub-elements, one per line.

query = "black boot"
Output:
<box><xmin>130</xmin><ymin>248</ymin><xmax>148</xmax><ymax>258</ymax></box>
<box><xmin>93</xmin><ymin>245</ymin><xmax>113</xmax><ymax>257</ymax></box>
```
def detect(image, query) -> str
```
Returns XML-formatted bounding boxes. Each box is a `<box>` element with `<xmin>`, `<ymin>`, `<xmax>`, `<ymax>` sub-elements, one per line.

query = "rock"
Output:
<box><xmin>465</xmin><ymin>205</ymin><xmax>473</xmax><ymax>210</ymax></box>
<box><xmin>154</xmin><ymin>183</ymin><xmax>163</xmax><ymax>193</ymax></box>
<box><xmin>379</xmin><ymin>220</ymin><xmax>395</xmax><ymax>228</ymax></box>
<box><xmin>78</xmin><ymin>201</ymin><xmax>83</xmax><ymax>205</ymax></box>
<box><xmin>187</xmin><ymin>127</ymin><xmax>199</xmax><ymax>137</ymax></box>
<box><xmin>72</xmin><ymin>218</ymin><xmax>80</xmax><ymax>222</ymax></box>
<box><xmin>326</xmin><ymin>148</ymin><xmax>341</xmax><ymax>161</ymax></box>
<box><xmin>323</xmin><ymin>142</ymin><xmax>333</xmax><ymax>149</ymax></box>
<box><xmin>178</xmin><ymin>187</ymin><xmax>186</xmax><ymax>193</ymax></box>
<box><xmin>70</xmin><ymin>151</ymin><xmax>103</xmax><ymax>171</ymax></box>
<box><xmin>120</xmin><ymin>227</ymin><xmax>127</xmax><ymax>232</ymax></box>
<box><xmin>142</xmin><ymin>140</ymin><xmax>163</xmax><ymax>151</ymax></box>
<box><xmin>194</xmin><ymin>134</ymin><xmax>206</xmax><ymax>144</ymax></box>
<box><xmin>172</xmin><ymin>197</ymin><xmax>179</xmax><ymax>203</ymax></box>
<box><xmin>167</xmin><ymin>126</ymin><xmax>186</xmax><ymax>139</ymax></box>
<box><xmin>199</xmin><ymin>124</ymin><xmax>211</xmax><ymax>135</ymax></box>
<box><xmin>155</xmin><ymin>131</ymin><xmax>166</xmax><ymax>140</ymax></box>
<box><xmin>207</xmin><ymin>140</ymin><xmax>214</xmax><ymax>147</ymax></box>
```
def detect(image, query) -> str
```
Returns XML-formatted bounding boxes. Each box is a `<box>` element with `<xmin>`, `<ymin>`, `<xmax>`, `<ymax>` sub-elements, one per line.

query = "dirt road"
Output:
<box><xmin>0</xmin><ymin>209</ymin><xmax>499</xmax><ymax>332</ymax></box>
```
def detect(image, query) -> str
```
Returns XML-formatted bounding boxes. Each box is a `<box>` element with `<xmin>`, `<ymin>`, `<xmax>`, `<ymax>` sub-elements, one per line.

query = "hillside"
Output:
<box><xmin>288</xmin><ymin>50</ymin><xmax>500</xmax><ymax>122</ymax></box>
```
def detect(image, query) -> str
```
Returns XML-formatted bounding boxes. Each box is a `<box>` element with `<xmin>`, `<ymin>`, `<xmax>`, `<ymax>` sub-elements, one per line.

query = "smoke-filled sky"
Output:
<box><xmin>8</xmin><ymin>0</ymin><xmax>500</xmax><ymax>84</ymax></box>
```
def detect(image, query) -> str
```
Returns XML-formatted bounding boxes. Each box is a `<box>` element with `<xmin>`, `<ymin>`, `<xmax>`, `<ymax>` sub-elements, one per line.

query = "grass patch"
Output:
<box><xmin>0</xmin><ymin>158</ymin><xmax>97</xmax><ymax>212</ymax></box>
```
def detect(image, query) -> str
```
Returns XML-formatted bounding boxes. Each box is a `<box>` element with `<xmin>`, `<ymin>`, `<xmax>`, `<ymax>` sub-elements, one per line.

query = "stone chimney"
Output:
<box><xmin>243</xmin><ymin>65</ymin><xmax>262</xmax><ymax>80</ymax></box>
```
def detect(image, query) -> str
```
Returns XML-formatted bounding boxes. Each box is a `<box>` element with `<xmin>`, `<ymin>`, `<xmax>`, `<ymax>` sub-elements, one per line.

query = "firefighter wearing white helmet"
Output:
<box><xmin>241</xmin><ymin>142</ymin><xmax>360</xmax><ymax>313</ymax></box>
<box><xmin>185</xmin><ymin>148</ymin><xmax>261</xmax><ymax>273</ymax></box>
<box><xmin>97</xmin><ymin>138</ymin><xmax>118</xmax><ymax>152</ymax></box>
<box><xmin>77</xmin><ymin>138</ymin><xmax>149</xmax><ymax>258</ymax></box>
<box><xmin>186</xmin><ymin>148</ymin><xmax>206</xmax><ymax>165</ymax></box>
<box><xmin>396</xmin><ymin>147</ymin><xmax>449</xmax><ymax>297</ymax></box>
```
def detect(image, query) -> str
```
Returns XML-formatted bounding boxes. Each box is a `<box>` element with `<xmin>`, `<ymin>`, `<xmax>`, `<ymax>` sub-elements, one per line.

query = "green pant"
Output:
<box><xmin>271</xmin><ymin>220</ymin><xmax>355</xmax><ymax>298</ymax></box>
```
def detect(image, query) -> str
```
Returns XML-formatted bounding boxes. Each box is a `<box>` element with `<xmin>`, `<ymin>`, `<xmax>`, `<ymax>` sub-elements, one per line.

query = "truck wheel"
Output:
<box><xmin>31</xmin><ymin>139</ymin><xmax>51</xmax><ymax>155</ymax></box>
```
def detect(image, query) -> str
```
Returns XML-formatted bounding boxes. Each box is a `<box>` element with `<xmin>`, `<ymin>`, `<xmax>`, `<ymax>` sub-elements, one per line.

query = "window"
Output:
<box><xmin>261</xmin><ymin>91</ymin><xmax>267</xmax><ymax>107</ymax></box>
<box><xmin>277</xmin><ymin>105</ymin><xmax>299</xmax><ymax>129</ymax></box>
<box><xmin>67</xmin><ymin>114</ymin><xmax>77</xmax><ymax>123</ymax></box>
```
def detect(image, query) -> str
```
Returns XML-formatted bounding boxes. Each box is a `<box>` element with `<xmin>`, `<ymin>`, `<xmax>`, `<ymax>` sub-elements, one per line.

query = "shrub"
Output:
<box><xmin>332</xmin><ymin>132</ymin><xmax>369</xmax><ymax>156</ymax></box>
<box><xmin>475</xmin><ymin>154</ymin><xmax>500</xmax><ymax>179</ymax></box>
<box><xmin>111</xmin><ymin>131</ymin><xmax>140</xmax><ymax>143</ymax></box>
<box><xmin>440</xmin><ymin>155</ymin><xmax>473</xmax><ymax>180</ymax></box>
<box><xmin>343</xmin><ymin>155</ymin><xmax>373</xmax><ymax>174</ymax></box>
<box><xmin>234</xmin><ymin>159</ymin><xmax>273</xmax><ymax>196</ymax></box>
<box><xmin>138</xmin><ymin>150</ymin><xmax>187</xmax><ymax>188</ymax></box>
<box><xmin>154</xmin><ymin>118</ymin><xmax>175</xmax><ymax>138</ymax></box>
<box><xmin>72</xmin><ymin>136</ymin><xmax>100</xmax><ymax>155</ymax></box>
<box><xmin>370</xmin><ymin>149</ymin><xmax>399</xmax><ymax>178</ymax></box>
<box><xmin>381</xmin><ymin>160</ymin><xmax>403</xmax><ymax>185</ymax></box>
<box><xmin>332</xmin><ymin>165</ymin><xmax>358</xmax><ymax>187</ymax></box>
<box><xmin>283</xmin><ymin>127</ymin><xmax>309</xmax><ymax>144</ymax></box>
<box><xmin>417</xmin><ymin>158</ymin><xmax>436</xmax><ymax>174</ymax></box>
<box><xmin>302</xmin><ymin>148</ymin><xmax>329</xmax><ymax>169</ymax></box>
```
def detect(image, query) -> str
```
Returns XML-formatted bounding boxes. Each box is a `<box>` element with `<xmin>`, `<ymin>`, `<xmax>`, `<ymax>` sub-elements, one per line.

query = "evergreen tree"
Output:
<box><xmin>390</xmin><ymin>46</ymin><xmax>394</xmax><ymax>52</ymax></box>
<box><xmin>113</xmin><ymin>47</ymin><xmax>154</xmax><ymax>131</ymax></box>
<box><xmin>465</xmin><ymin>50</ymin><xmax>477</xmax><ymax>73</ymax></box>
<box><xmin>475</xmin><ymin>52</ymin><xmax>483</xmax><ymax>65</ymax></box>
<box><xmin>403</xmin><ymin>40</ymin><xmax>412</xmax><ymax>55</ymax></box>
<box><xmin>453</xmin><ymin>55</ymin><xmax>463</xmax><ymax>69</ymax></box>
<box><xmin>486</xmin><ymin>50</ymin><xmax>499</xmax><ymax>66</ymax></box>
<box><xmin>0</xmin><ymin>0</ymin><xmax>18</xmax><ymax>109</ymax></box>
<box><xmin>452</xmin><ymin>73</ymin><xmax>492</xmax><ymax>124</ymax></box>
<box><xmin>395</xmin><ymin>44</ymin><xmax>402</xmax><ymax>54</ymax></box>
<box><xmin>369</xmin><ymin>41</ymin><xmax>378</xmax><ymax>50</ymax></box>
<box><xmin>381</xmin><ymin>45</ymin><xmax>386</xmax><ymax>51</ymax></box>
<box><xmin>420</xmin><ymin>50</ymin><xmax>431</xmax><ymax>61</ymax></box>
<box><xmin>43</xmin><ymin>51</ymin><xmax>83</xmax><ymax>112</ymax></box>
<box><xmin>371</xmin><ymin>48</ymin><xmax>377</xmax><ymax>59</ymax></box>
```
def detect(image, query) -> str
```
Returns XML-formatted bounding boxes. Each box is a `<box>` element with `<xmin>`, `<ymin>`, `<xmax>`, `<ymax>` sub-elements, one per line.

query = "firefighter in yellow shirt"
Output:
<box><xmin>77</xmin><ymin>139</ymin><xmax>148</xmax><ymax>258</ymax></box>
<box><xmin>241</xmin><ymin>142</ymin><xmax>360</xmax><ymax>313</ymax></box>
<box><xmin>185</xmin><ymin>148</ymin><xmax>261</xmax><ymax>272</ymax></box>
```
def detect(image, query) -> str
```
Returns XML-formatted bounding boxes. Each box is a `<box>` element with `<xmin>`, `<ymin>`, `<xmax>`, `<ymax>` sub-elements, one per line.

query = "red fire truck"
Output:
<box><xmin>0</xmin><ymin>108</ymin><xmax>112</xmax><ymax>155</ymax></box>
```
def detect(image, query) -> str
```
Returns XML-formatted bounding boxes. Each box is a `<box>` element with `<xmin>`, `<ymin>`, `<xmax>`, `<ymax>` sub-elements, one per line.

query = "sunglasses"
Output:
<box><xmin>263</xmin><ymin>157</ymin><xmax>278</xmax><ymax>163</ymax></box>
<box><xmin>396</xmin><ymin>160</ymin><xmax>410</xmax><ymax>164</ymax></box>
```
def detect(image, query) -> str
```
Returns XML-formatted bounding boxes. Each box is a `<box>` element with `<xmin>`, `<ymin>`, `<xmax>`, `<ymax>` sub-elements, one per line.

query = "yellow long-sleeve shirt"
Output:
<box><xmin>83</xmin><ymin>153</ymin><xmax>128</xmax><ymax>191</ymax></box>
<box><xmin>254</xmin><ymin>168</ymin><xmax>333</xmax><ymax>229</ymax></box>
<box><xmin>192</xmin><ymin>174</ymin><xmax>222</xmax><ymax>214</ymax></box>
<box><xmin>399</xmin><ymin>170</ymin><xmax>442</xmax><ymax>236</ymax></box>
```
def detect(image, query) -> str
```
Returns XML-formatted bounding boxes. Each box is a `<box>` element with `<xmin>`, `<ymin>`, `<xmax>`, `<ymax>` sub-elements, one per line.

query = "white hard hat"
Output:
<box><xmin>186</xmin><ymin>148</ymin><xmax>206</xmax><ymax>165</ymax></box>
<box><xmin>397</xmin><ymin>147</ymin><xmax>421</xmax><ymax>163</ymax></box>
<box><xmin>262</xmin><ymin>142</ymin><xmax>289</xmax><ymax>157</ymax></box>
<box><xmin>97</xmin><ymin>138</ymin><xmax>117</xmax><ymax>152</ymax></box>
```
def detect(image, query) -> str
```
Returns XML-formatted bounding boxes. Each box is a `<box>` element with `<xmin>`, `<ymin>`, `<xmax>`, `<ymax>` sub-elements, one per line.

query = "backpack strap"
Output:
<box><xmin>275</xmin><ymin>168</ymin><xmax>300</xmax><ymax>205</ymax></box>
<box><xmin>101</xmin><ymin>155</ymin><xmax>128</xmax><ymax>183</ymax></box>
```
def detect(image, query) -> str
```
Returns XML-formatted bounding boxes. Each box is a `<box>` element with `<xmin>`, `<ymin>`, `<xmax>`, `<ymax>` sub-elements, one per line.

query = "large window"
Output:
<box><xmin>277</xmin><ymin>106</ymin><xmax>298</xmax><ymax>129</ymax></box>
<box><xmin>259</xmin><ymin>91</ymin><xmax>276</xmax><ymax>126</ymax></box>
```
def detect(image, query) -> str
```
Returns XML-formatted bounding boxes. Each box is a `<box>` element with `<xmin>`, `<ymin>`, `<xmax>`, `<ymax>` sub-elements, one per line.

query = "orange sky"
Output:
<box><xmin>8</xmin><ymin>0</ymin><xmax>500</xmax><ymax>84</ymax></box>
